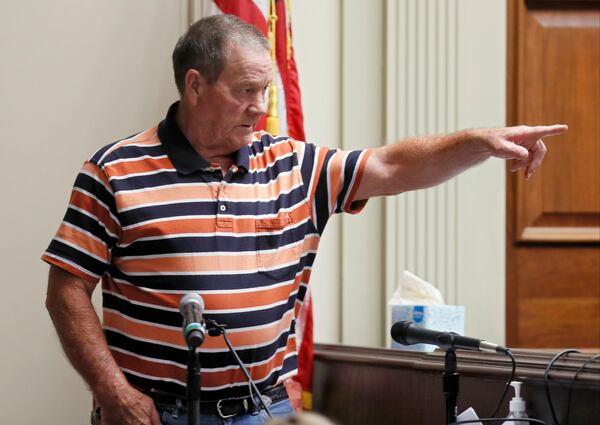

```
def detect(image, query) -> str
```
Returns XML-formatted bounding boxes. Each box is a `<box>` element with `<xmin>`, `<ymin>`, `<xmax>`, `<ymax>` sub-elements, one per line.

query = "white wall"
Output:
<box><xmin>0</xmin><ymin>1</ymin><xmax>185</xmax><ymax>424</ymax></box>
<box><xmin>384</xmin><ymin>0</ymin><xmax>507</xmax><ymax>345</ymax></box>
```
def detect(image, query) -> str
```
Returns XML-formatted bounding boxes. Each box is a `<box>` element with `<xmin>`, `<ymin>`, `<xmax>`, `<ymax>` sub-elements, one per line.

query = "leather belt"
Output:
<box><xmin>146</xmin><ymin>384</ymin><xmax>288</xmax><ymax>419</ymax></box>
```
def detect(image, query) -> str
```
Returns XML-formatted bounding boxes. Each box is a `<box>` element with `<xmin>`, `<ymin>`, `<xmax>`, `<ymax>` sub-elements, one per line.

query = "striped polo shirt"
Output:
<box><xmin>43</xmin><ymin>102</ymin><xmax>370</xmax><ymax>400</ymax></box>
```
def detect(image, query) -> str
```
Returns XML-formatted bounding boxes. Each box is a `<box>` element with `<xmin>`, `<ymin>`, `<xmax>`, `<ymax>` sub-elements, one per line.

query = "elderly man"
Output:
<box><xmin>43</xmin><ymin>14</ymin><xmax>566</xmax><ymax>425</ymax></box>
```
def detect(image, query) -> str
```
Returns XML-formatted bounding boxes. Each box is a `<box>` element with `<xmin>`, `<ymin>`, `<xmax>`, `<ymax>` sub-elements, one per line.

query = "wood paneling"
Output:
<box><xmin>507</xmin><ymin>0</ymin><xmax>600</xmax><ymax>348</ymax></box>
<box><xmin>313</xmin><ymin>344</ymin><xmax>600</xmax><ymax>425</ymax></box>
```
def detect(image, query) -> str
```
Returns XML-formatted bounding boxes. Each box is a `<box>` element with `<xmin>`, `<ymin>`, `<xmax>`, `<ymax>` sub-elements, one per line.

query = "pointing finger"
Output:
<box><xmin>514</xmin><ymin>124</ymin><xmax>568</xmax><ymax>140</ymax></box>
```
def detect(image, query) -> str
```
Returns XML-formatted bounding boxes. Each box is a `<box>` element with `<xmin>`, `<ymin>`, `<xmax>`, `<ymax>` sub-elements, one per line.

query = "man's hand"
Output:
<box><xmin>475</xmin><ymin>124</ymin><xmax>568</xmax><ymax>179</ymax></box>
<box><xmin>98</xmin><ymin>385</ymin><xmax>161</xmax><ymax>425</ymax></box>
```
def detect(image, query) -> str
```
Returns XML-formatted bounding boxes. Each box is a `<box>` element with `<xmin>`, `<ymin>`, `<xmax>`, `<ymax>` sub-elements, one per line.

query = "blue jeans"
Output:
<box><xmin>159</xmin><ymin>398</ymin><xmax>294</xmax><ymax>425</ymax></box>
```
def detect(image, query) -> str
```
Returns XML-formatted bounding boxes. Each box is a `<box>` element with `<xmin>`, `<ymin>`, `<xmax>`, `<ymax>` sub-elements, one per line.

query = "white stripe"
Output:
<box><xmin>104</xmin><ymin>154</ymin><xmax>169</xmax><ymax>168</ymax></box>
<box><xmin>97</xmin><ymin>132</ymin><xmax>145</xmax><ymax>164</ymax></box>
<box><xmin>248</xmin><ymin>152</ymin><xmax>296</xmax><ymax>174</ymax></box>
<box><xmin>248</xmin><ymin>138</ymin><xmax>290</xmax><ymax>159</ymax></box>
<box><xmin>115</xmin><ymin>181</ymin><xmax>220</xmax><ymax>196</ymax></box>
<box><xmin>117</xmin><ymin>197</ymin><xmax>215</xmax><ymax>214</ymax></box>
<box><xmin>108</xmin><ymin>168</ymin><xmax>176</xmax><ymax>182</ymax></box>
<box><xmin>118</xmin><ymin>367</ymin><xmax>186</xmax><ymax>387</ymax></box>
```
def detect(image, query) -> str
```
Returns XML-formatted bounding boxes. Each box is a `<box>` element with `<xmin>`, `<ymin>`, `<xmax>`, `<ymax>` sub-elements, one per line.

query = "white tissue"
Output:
<box><xmin>388</xmin><ymin>270</ymin><xmax>445</xmax><ymax>306</ymax></box>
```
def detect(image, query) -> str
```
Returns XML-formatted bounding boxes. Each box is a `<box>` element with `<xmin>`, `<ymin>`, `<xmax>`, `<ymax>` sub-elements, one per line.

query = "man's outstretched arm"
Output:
<box><xmin>354</xmin><ymin>124</ymin><xmax>567</xmax><ymax>200</ymax></box>
<box><xmin>45</xmin><ymin>265</ymin><xmax>161</xmax><ymax>425</ymax></box>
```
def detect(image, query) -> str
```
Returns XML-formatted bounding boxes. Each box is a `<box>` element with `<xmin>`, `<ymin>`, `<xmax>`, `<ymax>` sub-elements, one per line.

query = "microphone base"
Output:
<box><xmin>443</xmin><ymin>349</ymin><xmax>459</xmax><ymax>425</ymax></box>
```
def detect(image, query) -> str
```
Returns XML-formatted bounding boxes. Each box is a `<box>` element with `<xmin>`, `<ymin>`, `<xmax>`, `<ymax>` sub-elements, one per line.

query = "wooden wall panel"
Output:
<box><xmin>507</xmin><ymin>0</ymin><xmax>600</xmax><ymax>348</ymax></box>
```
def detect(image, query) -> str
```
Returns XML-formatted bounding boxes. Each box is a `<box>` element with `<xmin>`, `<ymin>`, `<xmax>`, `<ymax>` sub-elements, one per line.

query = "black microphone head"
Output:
<box><xmin>391</xmin><ymin>321</ymin><xmax>414</xmax><ymax>345</ymax></box>
<box><xmin>179</xmin><ymin>293</ymin><xmax>204</xmax><ymax>315</ymax></box>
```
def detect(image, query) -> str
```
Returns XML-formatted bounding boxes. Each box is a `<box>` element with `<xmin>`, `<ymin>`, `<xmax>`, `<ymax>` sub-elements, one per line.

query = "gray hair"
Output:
<box><xmin>172</xmin><ymin>14</ymin><xmax>270</xmax><ymax>95</ymax></box>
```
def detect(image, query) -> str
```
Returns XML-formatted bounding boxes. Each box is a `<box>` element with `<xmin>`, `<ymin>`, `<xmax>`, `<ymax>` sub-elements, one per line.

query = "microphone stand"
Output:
<box><xmin>205</xmin><ymin>319</ymin><xmax>273</xmax><ymax>419</ymax></box>
<box><xmin>187</xmin><ymin>346</ymin><xmax>201</xmax><ymax>425</ymax></box>
<box><xmin>443</xmin><ymin>349</ymin><xmax>459</xmax><ymax>425</ymax></box>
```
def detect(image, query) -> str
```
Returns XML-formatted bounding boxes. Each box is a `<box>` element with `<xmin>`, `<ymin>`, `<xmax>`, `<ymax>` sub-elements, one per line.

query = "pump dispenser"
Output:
<box><xmin>503</xmin><ymin>381</ymin><xmax>528</xmax><ymax>424</ymax></box>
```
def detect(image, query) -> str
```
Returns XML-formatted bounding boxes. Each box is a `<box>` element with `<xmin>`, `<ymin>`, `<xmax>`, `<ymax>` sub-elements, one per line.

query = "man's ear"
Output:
<box><xmin>183</xmin><ymin>69</ymin><xmax>207</xmax><ymax>104</ymax></box>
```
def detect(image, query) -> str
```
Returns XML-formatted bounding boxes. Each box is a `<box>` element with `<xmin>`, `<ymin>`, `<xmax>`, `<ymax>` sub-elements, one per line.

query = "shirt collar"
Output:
<box><xmin>157</xmin><ymin>101</ymin><xmax>249</xmax><ymax>175</ymax></box>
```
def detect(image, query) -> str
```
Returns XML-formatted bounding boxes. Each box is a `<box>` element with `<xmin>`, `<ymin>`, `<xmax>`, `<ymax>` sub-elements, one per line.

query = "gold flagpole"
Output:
<box><xmin>266</xmin><ymin>0</ymin><xmax>280</xmax><ymax>135</ymax></box>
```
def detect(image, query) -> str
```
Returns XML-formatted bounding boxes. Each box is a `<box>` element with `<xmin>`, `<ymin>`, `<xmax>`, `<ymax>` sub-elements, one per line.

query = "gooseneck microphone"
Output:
<box><xmin>391</xmin><ymin>321</ymin><xmax>508</xmax><ymax>353</ymax></box>
<box><xmin>179</xmin><ymin>293</ymin><xmax>206</xmax><ymax>348</ymax></box>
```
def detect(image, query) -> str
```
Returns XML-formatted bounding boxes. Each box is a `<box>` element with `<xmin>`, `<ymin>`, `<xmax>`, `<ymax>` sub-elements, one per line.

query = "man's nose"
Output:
<box><xmin>248</xmin><ymin>92</ymin><xmax>268</xmax><ymax>117</ymax></box>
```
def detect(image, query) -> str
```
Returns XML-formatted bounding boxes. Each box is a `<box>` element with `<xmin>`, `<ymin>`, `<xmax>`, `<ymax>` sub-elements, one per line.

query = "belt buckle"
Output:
<box><xmin>216</xmin><ymin>398</ymin><xmax>247</xmax><ymax>419</ymax></box>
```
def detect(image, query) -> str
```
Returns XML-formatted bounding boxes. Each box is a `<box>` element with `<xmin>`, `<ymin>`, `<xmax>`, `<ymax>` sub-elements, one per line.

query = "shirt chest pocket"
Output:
<box><xmin>255</xmin><ymin>212</ymin><xmax>300</xmax><ymax>281</ymax></box>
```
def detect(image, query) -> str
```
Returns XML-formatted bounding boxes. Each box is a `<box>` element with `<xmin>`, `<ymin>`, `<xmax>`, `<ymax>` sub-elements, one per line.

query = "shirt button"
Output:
<box><xmin>219</xmin><ymin>205</ymin><xmax>226</xmax><ymax>212</ymax></box>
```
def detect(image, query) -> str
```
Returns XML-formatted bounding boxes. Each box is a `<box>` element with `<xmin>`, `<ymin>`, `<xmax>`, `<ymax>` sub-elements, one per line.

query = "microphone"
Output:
<box><xmin>390</xmin><ymin>321</ymin><xmax>508</xmax><ymax>353</ymax></box>
<box><xmin>179</xmin><ymin>293</ymin><xmax>206</xmax><ymax>348</ymax></box>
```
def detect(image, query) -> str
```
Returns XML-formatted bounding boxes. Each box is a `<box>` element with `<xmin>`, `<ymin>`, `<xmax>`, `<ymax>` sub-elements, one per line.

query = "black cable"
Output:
<box><xmin>564</xmin><ymin>353</ymin><xmax>600</xmax><ymax>425</ymax></box>
<box><xmin>544</xmin><ymin>349</ymin><xmax>580</xmax><ymax>425</ymax></box>
<box><xmin>451</xmin><ymin>418</ymin><xmax>547</xmax><ymax>424</ymax></box>
<box><xmin>206</xmin><ymin>319</ymin><xmax>273</xmax><ymax>419</ymax></box>
<box><xmin>490</xmin><ymin>349</ymin><xmax>516</xmax><ymax>418</ymax></box>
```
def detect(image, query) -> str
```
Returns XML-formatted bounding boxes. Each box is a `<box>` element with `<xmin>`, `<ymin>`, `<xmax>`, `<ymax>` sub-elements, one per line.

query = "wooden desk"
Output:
<box><xmin>312</xmin><ymin>344</ymin><xmax>600</xmax><ymax>425</ymax></box>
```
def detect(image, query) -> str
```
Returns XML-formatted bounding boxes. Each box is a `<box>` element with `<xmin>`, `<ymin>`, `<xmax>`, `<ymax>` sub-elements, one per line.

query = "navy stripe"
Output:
<box><xmin>103</xmin><ymin>292</ymin><xmax>297</xmax><ymax>330</ymax></box>
<box><xmin>336</xmin><ymin>150</ymin><xmax>362</xmax><ymax>213</ymax></box>
<box><xmin>46</xmin><ymin>241</ymin><xmax>106</xmax><ymax>277</ymax></box>
<box><xmin>114</xmin><ymin>224</ymin><xmax>311</xmax><ymax>257</ymax></box>
<box><xmin>63</xmin><ymin>208</ymin><xmax>117</xmax><ymax>246</ymax></box>
<box><xmin>313</xmin><ymin>149</ymin><xmax>336</xmax><ymax>234</ymax></box>
<box><xmin>106</xmin><ymin>328</ymin><xmax>292</xmax><ymax>371</ymax></box>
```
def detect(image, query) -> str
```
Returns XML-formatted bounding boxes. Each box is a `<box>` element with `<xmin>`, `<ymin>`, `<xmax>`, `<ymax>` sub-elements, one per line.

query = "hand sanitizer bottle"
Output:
<box><xmin>503</xmin><ymin>381</ymin><xmax>528</xmax><ymax>424</ymax></box>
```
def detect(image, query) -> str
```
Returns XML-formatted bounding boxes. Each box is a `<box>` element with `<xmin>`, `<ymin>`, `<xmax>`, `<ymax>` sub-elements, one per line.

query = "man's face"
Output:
<box><xmin>191</xmin><ymin>44</ymin><xmax>272</xmax><ymax>154</ymax></box>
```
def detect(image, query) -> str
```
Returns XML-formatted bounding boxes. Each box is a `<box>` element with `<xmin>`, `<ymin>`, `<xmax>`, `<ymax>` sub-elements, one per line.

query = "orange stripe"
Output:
<box><xmin>103</xmin><ymin>309</ymin><xmax>295</xmax><ymax>352</ymax></box>
<box><xmin>309</xmin><ymin>147</ymin><xmax>328</xmax><ymax>203</ymax></box>
<box><xmin>70</xmin><ymin>190</ymin><xmax>120</xmax><ymax>236</ymax></box>
<box><xmin>105</xmin><ymin>156</ymin><xmax>175</xmax><ymax>179</ymax></box>
<box><xmin>55</xmin><ymin>224</ymin><xmax>109</xmax><ymax>261</ymax></box>
<box><xmin>111</xmin><ymin>337</ymin><xmax>296</xmax><ymax>389</ymax></box>
<box><xmin>109</xmin><ymin>279</ymin><xmax>299</xmax><ymax>311</ymax></box>
<box><xmin>115</xmin><ymin>171</ymin><xmax>301</xmax><ymax>211</ymax></box>
<box><xmin>111</xmin><ymin>349</ymin><xmax>187</xmax><ymax>383</ymax></box>
<box><xmin>116</xmin><ymin>234</ymin><xmax>319</xmax><ymax>274</ymax></box>
<box><xmin>104</xmin><ymin>310</ymin><xmax>185</xmax><ymax>346</ymax></box>
<box><xmin>120</xmin><ymin>202</ymin><xmax>311</xmax><ymax>245</ymax></box>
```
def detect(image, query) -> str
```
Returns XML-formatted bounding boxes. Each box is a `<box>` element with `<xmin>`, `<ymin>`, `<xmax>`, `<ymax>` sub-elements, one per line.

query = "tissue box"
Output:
<box><xmin>390</xmin><ymin>304</ymin><xmax>465</xmax><ymax>352</ymax></box>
